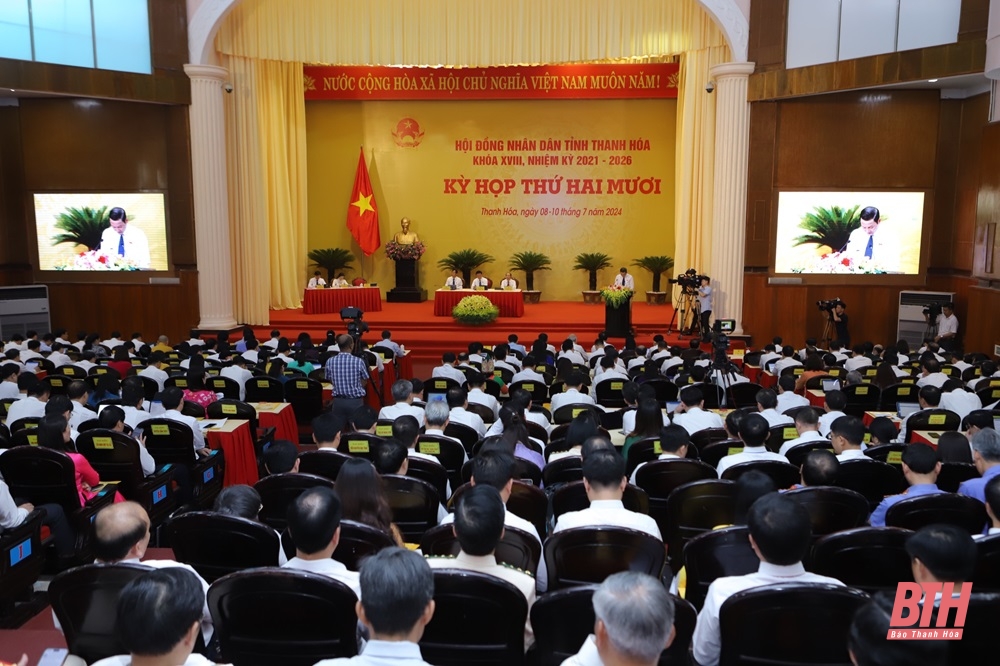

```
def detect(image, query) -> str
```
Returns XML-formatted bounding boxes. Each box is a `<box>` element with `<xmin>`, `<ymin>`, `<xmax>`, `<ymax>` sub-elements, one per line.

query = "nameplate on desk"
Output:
<box><xmin>855</xmin><ymin>386</ymin><xmax>869</xmax><ymax>395</ymax></box>
<box><xmin>419</xmin><ymin>441</ymin><xmax>441</xmax><ymax>455</ymax></box>
<box><xmin>296</xmin><ymin>380</ymin><xmax>309</xmax><ymax>389</ymax></box>
<box><xmin>610</xmin><ymin>381</ymin><xmax>624</xmax><ymax>391</ymax></box>
<box><xmin>375</xmin><ymin>425</ymin><xmax>393</xmax><ymax>437</ymax></box>
<box><xmin>92</xmin><ymin>437</ymin><xmax>114</xmax><ymax>450</ymax></box>
<box><xmin>928</xmin><ymin>414</ymin><xmax>947</xmax><ymax>425</ymax></box>
<box><xmin>150</xmin><ymin>424</ymin><xmax>171</xmax><ymax>436</ymax></box>
<box><xmin>348</xmin><ymin>440</ymin><xmax>369</xmax><ymax>453</ymax></box>
<box><xmin>782</xmin><ymin>427</ymin><xmax>798</xmax><ymax>440</ymax></box>
<box><xmin>222</xmin><ymin>404</ymin><xmax>238</xmax><ymax>415</ymax></box>
<box><xmin>732</xmin><ymin>349</ymin><xmax>745</xmax><ymax>358</ymax></box>
<box><xmin>887</xmin><ymin>451</ymin><xmax>903</xmax><ymax>464</ymax></box>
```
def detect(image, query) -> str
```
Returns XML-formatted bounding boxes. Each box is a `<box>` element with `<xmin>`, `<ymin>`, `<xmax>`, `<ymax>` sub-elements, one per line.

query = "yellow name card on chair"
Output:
<box><xmin>92</xmin><ymin>437</ymin><xmax>114</xmax><ymax>450</ymax></box>
<box><xmin>783</xmin><ymin>427</ymin><xmax>798</xmax><ymax>440</ymax></box>
<box><xmin>419</xmin><ymin>442</ymin><xmax>441</xmax><ymax>455</ymax></box>
<box><xmin>855</xmin><ymin>386</ymin><xmax>868</xmax><ymax>395</ymax></box>
<box><xmin>221</xmin><ymin>404</ymin><xmax>238</xmax><ymax>415</ymax></box>
<box><xmin>375</xmin><ymin>425</ymin><xmax>393</xmax><ymax>437</ymax></box>
<box><xmin>887</xmin><ymin>451</ymin><xmax>903</xmax><ymax>464</ymax></box>
<box><xmin>150</xmin><ymin>424</ymin><xmax>170</xmax><ymax>436</ymax></box>
<box><xmin>348</xmin><ymin>440</ymin><xmax>370</xmax><ymax>453</ymax></box>
<box><xmin>928</xmin><ymin>414</ymin><xmax>947</xmax><ymax>426</ymax></box>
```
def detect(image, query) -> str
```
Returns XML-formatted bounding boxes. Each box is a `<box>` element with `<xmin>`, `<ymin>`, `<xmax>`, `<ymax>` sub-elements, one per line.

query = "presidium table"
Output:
<box><xmin>433</xmin><ymin>289</ymin><xmax>525</xmax><ymax>317</ymax></box>
<box><xmin>303</xmin><ymin>286</ymin><xmax>382</xmax><ymax>314</ymax></box>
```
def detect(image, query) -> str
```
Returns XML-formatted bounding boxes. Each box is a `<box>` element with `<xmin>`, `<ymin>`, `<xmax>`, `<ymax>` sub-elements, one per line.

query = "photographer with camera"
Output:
<box><xmin>697</xmin><ymin>276</ymin><xmax>713</xmax><ymax>343</ymax></box>
<box><xmin>817</xmin><ymin>299</ymin><xmax>849</xmax><ymax>348</ymax></box>
<box><xmin>924</xmin><ymin>302</ymin><xmax>958</xmax><ymax>352</ymax></box>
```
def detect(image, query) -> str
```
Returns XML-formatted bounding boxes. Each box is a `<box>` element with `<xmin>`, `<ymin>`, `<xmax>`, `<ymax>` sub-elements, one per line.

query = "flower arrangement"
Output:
<box><xmin>452</xmin><ymin>295</ymin><xmax>500</xmax><ymax>325</ymax></box>
<box><xmin>53</xmin><ymin>251</ymin><xmax>140</xmax><ymax>271</ymax></box>
<box><xmin>385</xmin><ymin>239</ymin><xmax>426</xmax><ymax>260</ymax></box>
<box><xmin>790</xmin><ymin>252</ymin><xmax>887</xmax><ymax>275</ymax></box>
<box><xmin>600</xmin><ymin>285</ymin><xmax>634</xmax><ymax>308</ymax></box>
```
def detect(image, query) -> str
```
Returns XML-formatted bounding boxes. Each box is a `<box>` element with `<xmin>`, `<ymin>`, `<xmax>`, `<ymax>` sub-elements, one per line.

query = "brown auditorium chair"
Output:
<box><xmin>833</xmin><ymin>459</ymin><xmax>906</xmax><ymax>508</ymax></box>
<box><xmin>551</xmin><ymin>481</ymin><xmax>649</xmax><ymax>521</ymax></box>
<box><xmin>936</xmin><ymin>462</ymin><xmax>979</xmax><ymax>493</ymax></box>
<box><xmin>764</xmin><ymin>425</ymin><xmax>798</xmax><ymax>453</ymax></box>
<box><xmin>244</xmin><ymin>375</ymin><xmax>285</xmax><ymax>403</ymax></box>
<box><xmin>416</xmin><ymin>434</ymin><xmax>467</xmax><ymax>490</ymax></box>
<box><xmin>718</xmin><ymin>584</ymin><xmax>870</xmax><ymax>666</ymax></box>
<box><xmin>720</xmin><ymin>460</ymin><xmax>800</xmax><ymax>488</ymax></box>
<box><xmin>419</xmin><ymin>569</ymin><xmax>528</xmax><ymax>666</ymax></box>
<box><xmin>878</xmin><ymin>383</ymin><xmax>918</xmax><ymax>411</ymax></box>
<box><xmin>443</xmin><ymin>422</ymin><xmax>480</xmax><ymax>455</ymax></box>
<box><xmin>842</xmin><ymin>383</ymin><xmax>881</xmax><ymax>417</ymax></box>
<box><xmin>254</xmin><ymin>472</ymin><xmax>335</xmax><ymax>531</ymax></box>
<box><xmin>635</xmin><ymin>459</ymin><xmax>718</xmax><ymax>538</ymax></box>
<box><xmin>783</xmin><ymin>441</ymin><xmax>834</xmax><ymax>468</ymax></box>
<box><xmin>972</xmin><ymin>533</ymin><xmax>1000</xmax><ymax>591</ymax></box>
<box><xmin>142</xmin><ymin>418</ymin><xmax>225</xmax><ymax>509</ymax></box>
<box><xmin>209</xmin><ymin>568</ymin><xmax>359</xmax><ymax>666</ymax></box>
<box><xmin>543</xmin><ymin>526</ymin><xmax>665</xmax><ymax>592</ymax></box>
<box><xmin>296</xmin><ymin>449</ymin><xmax>352</xmax><ymax>481</ymax></box>
<box><xmin>421</xmin><ymin>523</ymin><xmax>541</xmax><ymax>575</ymax></box>
<box><xmin>901</xmin><ymin>409</ymin><xmax>961</xmax><ymax>443</ymax></box>
<box><xmin>809</xmin><ymin>526</ymin><xmax>913</xmax><ymax>594</ymax></box>
<box><xmin>336</xmin><ymin>431</ymin><xmax>385</xmax><ymax>463</ymax></box>
<box><xmin>404</xmin><ymin>455</ymin><xmax>450</xmax><ymax>503</ymax></box>
<box><xmin>542</xmin><ymin>456</ymin><xmax>584</xmax><ymax>487</ymax></box>
<box><xmin>784</xmin><ymin>486</ymin><xmax>870</xmax><ymax>537</ymax></box>
<box><xmin>725</xmin><ymin>383</ymin><xmax>764</xmax><ymax>409</ymax></box>
<box><xmin>863</xmin><ymin>443</ymin><xmax>906</xmax><ymax>465</ymax></box>
<box><xmin>0</xmin><ymin>509</ymin><xmax>46</xmax><ymax>617</ymax></box>
<box><xmin>662</xmin><ymin>479</ymin><xmax>736</xmax><ymax>572</ymax></box>
<box><xmin>207</xmin><ymin>375</ymin><xmax>241</xmax><ymax>400</ymax></box>
<box><xmin>507</xmin><ymin>481</ymin><xmax>549</xmax><ymax>539</ymax></box>
<box><xmin>382</xmin><ymin>474</ymin><xmax>441</xmax><ymax>542</ymax></box>
<box><xmin>283</xmin><ymin>378</ymin><xmax>325</xmax><ymax>437</ymax></box>
<box><xmin>552</xmin><ymin>403</ymin><xmax>600</xmax><ymax>425</ymax></box>
<box><xmin>682</xmin><ymin>526</ymin><xmax>759</xmax><ymax>610</ymax></box>
<box><xmin>950</xmin><ymin>593</ymin><xmax>1000</xmax><ymax>666</ymax></box>
<box><xmin>624</xmin><ymin>437</ymin><xmax>669</xmax><ymax>476</ymax></box>
<box><xmin>884</xmin><ymin>493</ymin><xmax>988</xmax><ymax>535</ymax></box>
<box><xmin>424</xmin><ymin>377</ymin><xmax>462</xmax><ymax>401</ymax></box>
<box><xmin>165</xmin><ymin>512</ymin><xmax>280</xmax><ymax>583</ymax></box>
<box><xmin>699</xmin><ymin>440</ymin><xmax>743</xmax><ymax>469</ymax></box>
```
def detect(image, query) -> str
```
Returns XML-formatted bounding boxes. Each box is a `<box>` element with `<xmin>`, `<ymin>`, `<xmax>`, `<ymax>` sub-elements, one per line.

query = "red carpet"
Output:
<box><xmin>255</xmin><ymin>300</ymin><xmax>739</xmax><ymax>377</ymax></box>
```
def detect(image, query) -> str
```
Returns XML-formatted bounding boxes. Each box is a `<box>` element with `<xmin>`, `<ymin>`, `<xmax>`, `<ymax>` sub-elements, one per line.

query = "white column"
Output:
<box><xmin>184</xmin><ymin>64</ymin><xmax>238</xmax><ymax>330</ymax></box>
<box><xmin>709</xmin><ymin>61</ymin><xmax>755</xmax><ymax>335</ymax></box>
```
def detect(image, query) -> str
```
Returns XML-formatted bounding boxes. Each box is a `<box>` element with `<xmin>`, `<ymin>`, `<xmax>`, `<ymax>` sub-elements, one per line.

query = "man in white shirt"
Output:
<box><xmin>431</xmin><ymin>352</ymin><xmax>467</xmax><ymax>385</ymax></box>
<box><xmin>829</xmin><ymin>415</ymin><xmax>869</xmax><ymax>462</ymax></box>
<box><xmin>554</xmin><ymin>449</ymin><xmax>662</xmax><ymax>540</ymax></box>
<box><xmin>916</xmin><ymin>357</ymin><xmax>949</xmax><ymax>389</ymax></box>
<box><xmin>470</xmin><ymin>270</ymin><xmax>489</xmax><ymax>289</ymax></box>
<box><xmin>692</xmin><ymin>493</ymin><xmax>845</xmax><ymax>666</ymax></box>
<box><xmin>466</xmin><ymin>372</ymin><xmax>500</xmax><ymax>420</ymax></box>
<box><xmin>379</xmin><ymin>380</ymin><xmax>427</xmax><ymax>422</ymax></box>
<box><xmin>99</xmin><ymin>207</ymin><xmax>151</xmax><ymax>268</ymax></box>
<box><xmin>592</xmin><ymin>355</ymin><xmax>629</xmax><ymax>390</ymax></box>
<box><xmin>307</xmin><ymin>270</ymin><xmax>327</xmax><ymax>288</ymax></box>
<box><xmin>316</xmin><ymin>549</ymin><xmax>438</xmax><ymax>666</ymax></box>
<box><xmin>896</xmin><ymin>385</ymin><xmax>946</xmax><ymax>445</ymax></box>
<box><xmin>931</xmin><ymin>302</ymin><xmax>959</xmax><ymax>351</ymax></box>
<box><xmin>5</xmin><ymin>377</ymin><xmax>48</xmax><ymax>426</ymax></box>
<box><xmin>159</xmin><ymin>387</ymin><xmax>207</xmax><ymax>454</ymax></box>
<box><xmin>444</xmin><ymin>269</ymin><xmax>463</xmax><ymax>289</ymax></box>
<box><xmin>816</xmin><ymin>390</ymin><xmax>848</xmax><ymax>437</ymax></box>
<box><xmin>138</xmin><ymin>350</ymin><xmax>170</xmax><ymax>392</ymax></box>
<box><xmin>67</xmin><ymin>380</ymin><xmax>98</xmax><ymax>430</ymax></box>
<box><xmin>282</xmin><ymin>487</ymin><xmax>361</xmax><ymax>598</ymax></box>
<box><xmin>0</xmin><ymin>363</ymin><xmax>20</xmax><ymax>400</ymax></box>
<box><xmin>550</xmin><ymin>371</ymin><xmax>596</xmax><ymax>414</ymax></box>
<box><xmin>844</xmin><ymin>345</ymin><xmax>873</xmax><ymax>373</ymax></box>
<box><xmin>754</xmin><ymin>389</ymin><xmax>794</xmax><ymax>429</ymax></box>
<box><xmin>0</xmin><ymin>480</ymin><xmax>75</xmax><ymax>560</ymax></box>
<box><xmin>716</xmin><ymin>413</ymin><xmax>789</xmax><ymax>476</ymax></box>
<box><xmin>19</xmin><ymin>340</ymin><xmax>43</xmax><ymax>363</ymax></box>
<box><xmin>672</xmin><ymin>385</ymin><xmax>725</xmax><ymax>436</ymax></box>
<box><xmin>261</xmin><ymin>330</ymin><xmax>281</xmax><ymax>350</ymax></box>
<box><xmin>613</xmin><ymin>267</ymin><xmax>635</xmax><ymax>290</ymax></box>
<box><xmin>562</xmin><ymin>572</ymin><xmax>676</xmax><ymax>666</ymax></box>
<box><xmin>757</xmin><ymin>344</ymin><xmax>780</xmax><ymax>373</ymax></box>
<box><xmin>842</xmin><ymin>205</ymin><xmax>899</xmax><ymax>271</ymax></box>
<box><xmin>373</xmin><ymin>330</ymin><xmax>403</xmax><ymax>358</ymax></box>
<box><xmin>778</xmin><ymin>408</ymin><xmax>828</xmax><ymax>456</ymax></box>
<box><xmin>629</xmin><ymin>424</ymin><xmax>690</xmax><ymax>484</ymax></box>
<box><xmin>557</xmin><ymin>339</ymin><xmax>586</xmax><ymax>366</ymax></box>
<box><xmin>939</xmin><ymin>380</ymin><xmax>982</xmax><ymax>421</ymax></box>
<box><xmin>97</xmin><ymin>404</ymin><xmax>155</xmax><ymax>476</ymax></box>
<box><xmin>219</xmin><ymin>355</ymin><xmax>253</xmax><ymax>401</ymax></box>
<box><xmin>423</xmin><ymin>401</ymin><xmax>465</xmax><ymax>456</ymax></box>
<box><xmin>511</xmin><ymin>355</ymin><xmax>548</xmax><ymax>385</ymax></box>
<box><xmin>499</xmin><ymin>272</ymin><xmax>519</xmax><ymax>289</ymax></box>
<box><xmin>241</xmin><ymin>339</ymin><xmax>261</xmax><ymax>364</ymax></box>
<box><xmin>46</xmin><ymin>342</ymin><xmax>73</xmax><ymax>369</ymax></box>
<box><xmin>775</xmin><ymin>375</ymin><xmax>809</xmax><ymax>414</ymax></box>
<box><xmin>506</xmin><ymin>334</ymin><xmax>526</xmax><ymax>356</ymax></box>
<box><xmin>772</xmin><ymin>346</ymin><xmax>802</xmax><ymax>376</ymax></box>
<box><xmin>102</xmin><ymin>331</ymin><xmax>126</xmax><ymax>349</ymax></box>
<box><xmin>446</xmin><ymin>387</ymin><xmax>487</xmax><ymax>436</ymax></box>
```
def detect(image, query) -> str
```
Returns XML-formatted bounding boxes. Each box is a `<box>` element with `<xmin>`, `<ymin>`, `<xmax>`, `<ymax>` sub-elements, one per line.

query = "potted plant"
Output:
<box><xmin>633</xmin><ymin>255</ymin><xmax>675</xmax><ymax>305</ymax></box>
<box><xmin>508</xmin><ymin>251</ymin><xmax>551</xmax><ymax>304</ymax></box>
<box><xmin>51</xmin><ymin>206</ymin><xmax>110</xmax><ymax>251</ymax></box>
<box><xmin>452</xmin><ymin>295</ymin><xmax>500</xmax><ymax>325</ymax></box>
<box><xmin>307</xmin><ymin>247</ymin><xmax>355</xmax><ymax>282</ymax></box>
<box><xmin>437</xmin><ymin>249</ymin><xmax>494</xmax><ymax>286</ymax></box>
<box><xmin>573</xmin><ymin>252</ymin><xmax>612</xmax><ymax>303</ymax></box>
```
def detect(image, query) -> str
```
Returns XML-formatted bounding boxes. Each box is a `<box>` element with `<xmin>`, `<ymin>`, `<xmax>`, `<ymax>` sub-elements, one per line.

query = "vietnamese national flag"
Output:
<box><xmin>346</xmin><ymin>147</ymin><xmax>381</xmax><ymax>256</ymax></box>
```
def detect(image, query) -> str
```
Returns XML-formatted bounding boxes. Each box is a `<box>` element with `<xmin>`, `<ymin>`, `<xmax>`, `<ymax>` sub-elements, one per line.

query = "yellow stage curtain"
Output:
<box><xmin>225</xmin><ymin>56</ymin><xmax>308</xmax><ymax>323</ymax></box>
<box><xmin>216</xmin><ymin>0</ymin><xmax>725</xmax><ymax>66</ymax></box>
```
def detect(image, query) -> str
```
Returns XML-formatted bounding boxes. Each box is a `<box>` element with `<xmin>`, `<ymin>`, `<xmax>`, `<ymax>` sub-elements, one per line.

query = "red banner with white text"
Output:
<box><xmin>303</xmin><ymin>63</ymin><xmax>679</xmax><ymax>101</ymax></box>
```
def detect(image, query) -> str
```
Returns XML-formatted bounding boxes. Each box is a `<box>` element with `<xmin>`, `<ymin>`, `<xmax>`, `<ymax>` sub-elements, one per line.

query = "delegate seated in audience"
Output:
<box><xmin>630</xmin><ymin>424</ymin><xmax>691</xmax><ymax>484</ymax></box>
<box><xmin>847</xmin><ymin>592</ymin><xmax>949</xmax><ymax>666</ymax></box>
<box><xmin>563</xmin><ymin>571</ymin><xmax>676</xmax><ymax>666</ymax></box>
<box><xmin>492</xmin><ymin>405</ymin><xmax>544</xmax><ymax>472</ymax></box>
<box><xmin>869</xmin><ymin>444</ymin><xmax>944</xmax><ymax>527</ymax></box>
<box><xmin>37</xmin><ymin>414</ymin><xmax>124</xmax><ymax>504</ymax></box>
<box><xmin>465</xmin><ymin>371</ymin><xmax>500</xmax><ymax>419</ymax></box>
<box><xmin>213</xmin><ymin>484</ymin><xmax>287</xmax><ymax>565</ymax></box>
<box><xmin>373</xmin><ymin>437</ymin><xmax>409</xmax><ymax>475</ymax></box>
<box><xmin>511</xmin><ymin>355</ymin><xmax>548</xmax><ymax>385</ymax></box>
<box><xmin>98</xmin><ymin>405</ymin><xmax>155</xmax><ymax>477</ymax></box>
<box><xmin>844</xmin><ymin>345</ymin><xmax>872</xmax><ymax>373</ymax></box>
<box><xmin>446</xmin><ymin>386</ymin><xmax>487</xmax><ymax>436</ymax></box>
<box><xmin>939</xmin><ymin>379</ymin><xmax>982</xmax><ymax>421</ymax></box>
<box><xmin>959</xmin><ymin>427</ymin><xmax>1000</xmax><ymax>504</ymax></box>
<box><xmin>788</xmin><ymin>449</ymin><xmax>839</xmax><ymax>489</ymax></box>
<box><xmin>262</xmin><ymin>440</ymin><xmax>300</xmax><ymax>475</ymax></box>
<box><xmin>423</xmin><ymin>400</ymin><xmax>465</xmax><ymax>453</ymax></box>
<box><xmin>716</xmin><ymin>414</ymin><xmax>788</xmax><ymax>477</ymax></box>
<box><xmin>431</xmin><ymin>352</ymin><xmax>466</xmax><ymax>385</ymax></box>
<box><xmin>91</xmin><ymin>502</ymin><xmax>213</xmax><ymax>642</ymax></box>
<box><xmin>553</xmin><ymin>448</ymin><xmax>661</xmax><ymax>540</ymax></box>
<box><xmin>118</xmin><ymin>384</ymin><xmax>151</xmax><ymax>432</ymax></box>
<box><xmin>672</xmin><ymin>386</ymin><xmax>725</xmax><ymax>437</ymax></box>
<box><xmin>722</xmin><ymin>409</ymin><xmax>745</xmax><ymax>441</ymax></box>
<box><xmin>159</xmin><ymin>387</ymin><xmax>209</xmax><ymax>455</ymax></box>
<box><xmin>88</xmin><ymin>375</ymin><xmax>122</xmax><ymax>410</ymax></box>
<box><xmin>5</xmin><ymin>374</ymin><xmax>48</xmax><ymax>426</ymax></box>
<box><xmin>977</xmin><ymin>475</ymin><xmax>1000</xmax><ymax>539</ymax></box>
<box><xmin>622</xmin><ymin>399</ymin><xmax>666</xmax><ymax>460</ymax></box>
<box><xmin>137</xmin><ymin>350</ymin><xmax>169</xmax><ymax>392</ymax></box>
<box><xmin>67</xmin><ymin>379</ymin><xmax>98</xmax><ymax>430</ymax></box>
<box><xmin>829</xmin><ymin>416</ymin><xmax>868</xmax><ymax>462</ymax></box>
<box><xmin>778</xmin><ymin>407</ymin><xmax>827</xmax><ymax>456</ymax></box>
<box><xmin>867</xmin><ymin>416</ymin><xmax>898</xmax><ymax>447</ymax></box>
<box><xmin>349</xmin><ymin>405</ymin><xmax>379</xmax><ymax>434</ymax></box>
<box><xmin>90</xmin><ymin>568</ymin><xmax>222</xmax><ymax>666</ymax></box>
<box><xmin>906</xmin><ymin>523</ymin><xmax>976</xmax><ymax>599</ymax></box>
<box><xmin>336</xmin><ymin>458</ymin><xmax>405</xmax><ymax>547</ymax></box>
<box><xmin>549</xmin><ymin>411</ymin><xmax>601</xmax><ymax>463</ymax></box>
<box><xmin>772</xmin><ymin>346</ymin><xmax>802</xmax><ymax>376</ymax></box>
<box><xmin>692</xmin><ymin>493</ymin><xmax>845</xmax><ymax>666</ymax></box>
<box><xmin>314</xmin><ymin>547</ymin><xmax>436</xmax><ymax>666</ymax></box>
<box><xmin>425</xmin><ymin>484</ymin><xmax>536</xmax><ymax>649</ymax></box>
<box><xmin>550</xmin><ymin>371</ymin><xmax>595</xmax><ymax>413</ymax></box>
<box><xmin>817</xmin><ymin>389</ymin><xmax>848</xmax><ymax>437</ymax></box>
<box><xmin>0</xmin><ymin>478</ymin><xmax>75</xmax><ymax>560</ymax></box>
<box><xmin>107</xmin><ymin>344</ymin><xmax>133</xmax><ymax>378</ymax></box>
<box><xmin>754</xmin><ymin>389</ymin><xmax>793</xmax><ymax>429</ymax></box>
<box><xmin>916</xmin><ymin>358</ymin><xmax>949</xmax><ymax>389</ymax></box>
<box><xmin>897</xmin><ymin>385</ymin><xmax>943</xmax><ymax>444</ymax></box>
<box><xmin>0</xmin><ymin>362</ymin><xmax>19</xmax><ymax>400</ymax></box>
<box><xmin>219</xmin><ymin>354</ymin><xmax>252</xmax><ymax>400</ymax></box>
<box><xmin>181</xmin><ymin>372</ymin><xmax>217</xmax><ymax>417</ymax></box>
<box><xmin>378</xmin><ymin>379</ymin><xmax>426</xmax><ymax>422</ymax></box>
<box><xmin>775</xmin><ymin>374</ymin><xmax>809</xmax><ymax>414</ymax></box>
<box><xmin>282</xmin><ymin>486</ymin><xmax>361</xmax><ymax>597</ymax></box>
<box><xmin>311</xmin><ymin>411</ymin><xmax>345</xmax><ymax>451</ymax></box>
<box><xmin>793</xmin><ymin>354</ymin><xmax>826</xmax><ymax>394</ymax></box>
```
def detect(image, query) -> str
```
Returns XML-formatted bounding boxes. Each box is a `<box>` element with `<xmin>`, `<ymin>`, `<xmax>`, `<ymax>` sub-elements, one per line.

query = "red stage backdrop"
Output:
<box><xmin>304</xmin><ymin>63</ymin><xmax>679</xmax><ymax>101</ymax></box>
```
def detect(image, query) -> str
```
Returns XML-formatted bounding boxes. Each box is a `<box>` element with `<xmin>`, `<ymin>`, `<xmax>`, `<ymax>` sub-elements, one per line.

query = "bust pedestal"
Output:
<box><xmin>387</xmin><ymin>258</ymin><xmax>427</xmax><ymax>303</ymax></box>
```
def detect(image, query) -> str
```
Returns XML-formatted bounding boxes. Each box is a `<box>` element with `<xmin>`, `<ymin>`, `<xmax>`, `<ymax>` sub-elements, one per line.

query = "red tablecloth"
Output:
<box><xmin>0</xmin><ymin>630</ymin><xmax>66</xmax><ymax>664</ymax></box>
<box><xmin>255</xmin><ymin>402</ymin><xmax>298</xmax><ymax>442</ymax></box>
<box><xmin>807</xmin><ymin>390</ymin><xmax>826</xmax><ymax>408</ymax></box>
<box><xmin>303</xmin><ymin>287</ymin><xmax>382</xmax><ymax>314</ymax></box>
<box><xmin>206</xmin><ymin>420</ymin><xmax>258</xmax><ymax>486</ymax></box>
<box><xmin>863</xmin><ymin>411</ymin><xmax>901</xmax><ymax>430</ymax></box>
<box><xmin>758</xmin><ymin>371</ymin><xmax>777</xmax><ymax>389</ymax></box>
<box><xmin>745</xmin><ymin>365</ymin><xmax>761</xmax><ymax>384</ymax></box>
<box><xmin>433</xmin><ymin>289</ymin><xmax>524</xmax><ymax>317</ymax></box>
<box><xmin>911</xmin><ymin>431</ymin><xmax>940</xmax><ymax>448</ymax></box>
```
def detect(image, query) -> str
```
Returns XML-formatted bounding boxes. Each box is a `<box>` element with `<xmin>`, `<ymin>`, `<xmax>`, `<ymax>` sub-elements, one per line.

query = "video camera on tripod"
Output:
<box><xmin>340</xmin><ymin>306</ymin><xmax>370</xmax><ymax>351</ymax></box>
<box><xmin>922</xmin><ymin>303</ymin><xmax>942</xmax><ymax>320</ymax></box>
<box><xmin>669</xmin><ymin>268</ymin><xmax>707</xmax><ymax>290</ymax></box>
<box><xmin>816</xmin><ymin>298</ymin><xmax>843</xmax><ymax>313</ymax></box>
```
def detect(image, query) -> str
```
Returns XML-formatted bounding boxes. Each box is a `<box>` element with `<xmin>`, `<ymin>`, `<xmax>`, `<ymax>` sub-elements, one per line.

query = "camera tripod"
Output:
<box><xmin>819</xmin><ymin>314</ymin><xmax>834</xmax><ymax>347</ymax></box>
<box><xmin>667</xmin><ymin>287</ymin><xmax>700</xmax><ymax>336</ymax></box>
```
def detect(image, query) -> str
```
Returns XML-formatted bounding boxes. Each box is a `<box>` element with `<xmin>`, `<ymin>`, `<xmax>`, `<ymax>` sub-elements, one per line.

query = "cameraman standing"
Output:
<box><xmin>698</xmin><ymin>276</ymin><xmax>713</xmax><ymax>342</ymax></box>
<box><xmin>830</xmin><ymin>301</ymin><xmax>849</xmax><ymax>348</ymax></box>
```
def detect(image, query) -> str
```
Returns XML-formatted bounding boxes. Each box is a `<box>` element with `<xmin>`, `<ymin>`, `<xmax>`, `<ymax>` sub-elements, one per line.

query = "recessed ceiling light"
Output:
<box><xmin>928</xmin><ymin>79</ymin><xmax>938</xmax><ymax>83</ymax></box>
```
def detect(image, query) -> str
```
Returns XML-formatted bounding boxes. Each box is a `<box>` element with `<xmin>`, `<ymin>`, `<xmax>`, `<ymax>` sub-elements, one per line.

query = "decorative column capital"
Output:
<box><xmin>184</xmin><ymin>64</ymin><xmax>230</xmax><ymax>82</ymax></box>
<box><xmin>709</xmin><ymin>62</ymin><xmax>756</xmax><ymax>81</ymax></box>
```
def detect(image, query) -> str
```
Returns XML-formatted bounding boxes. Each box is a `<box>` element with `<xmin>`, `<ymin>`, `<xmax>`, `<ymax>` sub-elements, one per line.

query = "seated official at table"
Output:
<box><xmin>331</xmin><ymin>272</ymin><xmax>349</xmax><ymax>288</ymax></box>
<box><xmin>471</xmin><ymin>271</ymin><xmax>490</xmax><ymax>289</ymax></box>
<box><xmin>444</xmin><ymin>269</ymin><xmax>463</xmax><ymax>289</ymax></box>
<box><xmin>307</xmin><ymin>271</ymin><xmax>326</xmax><ymax>289</ymax></box>
<box><xmin>499</xmin><ymin>272</ymin><xmax>518</xmax><ymax>289</ymax></box>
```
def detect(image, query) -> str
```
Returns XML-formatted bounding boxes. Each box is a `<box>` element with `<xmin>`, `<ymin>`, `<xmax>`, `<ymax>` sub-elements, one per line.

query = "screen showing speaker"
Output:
<box><xmin>33</xmin><ymin>192</ymin><xmax>169</xmax><ymax>271</ymax></box>
<box><xmin>773</xmin><ymin>191</ymin><xmax>925</xmax><ymax>275</ymax></box>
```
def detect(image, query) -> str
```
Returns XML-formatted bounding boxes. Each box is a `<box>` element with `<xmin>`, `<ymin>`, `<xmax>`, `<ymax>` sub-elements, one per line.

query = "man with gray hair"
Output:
<box><xmin>315</xmin><ymin>547</ymin><xmax>436</xmax><ymax>665</ymax></box>
<box><xmin>562</xmin><ymin>571</ymin><xmax>675</xmax><ymax>665</ymax></box>
<box><xmin>378</xmin><ymin>379</ymin><xmax>426</xmax><ymax>423</ymax></box>
<box><xmin>958</xmin><ymin>427</ymin><xmax>1000</xmax><ymax>504</ymax></box>
<box><xmin>424</xmin><ymin>399</ymin><xmax>465</xmax><ymax>456</ymax></box>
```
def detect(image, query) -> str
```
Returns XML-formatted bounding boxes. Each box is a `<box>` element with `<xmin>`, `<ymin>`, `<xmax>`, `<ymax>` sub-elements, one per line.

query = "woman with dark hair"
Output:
<box><xmin>549</xmin><ymin>411</ymin><xmax>600</xmax><ymax>462</ymax></box>
<box><xmin>794</xmin><ymin>353</ymin><xmax>827</xmax><ymax>393</ymax></box>
<box><xmin>335</xmin><ymin>458</ymin><xmax>405</xmax><ymax>546</ymax></box>
<box><xmin>87</xmin><ymin>374</ymin><xmax>121</xmax><ymax>409</ymax></box>
<box><xmin>182</xmin><ymin>372</ymin><xmax>217</xmax><ymax>415</ymax></box>
<box><xmin>635</xmin><ymin>359</ymin><xmax>661</xmax><ymax>383</ymax></box>
<box><xmin>38</xmin><ymin>414</ymin><xmax>123</xmax><ymax>504</ymax></box>
<box><xmin>85</xmin><ymin>333</ymin><xmax>107</xmax><ymax>358</ymax></box>
<box><xmin>286</xmin><ymin>350</ymin><xmax>315</xmax><ymax>376</ymax></box>
<box><xmin>623</xmin><ymin>398</ymin><xmax>663</xmax><ymax>460</ymax></box>
<box><xmin>323</xmin><ymin>330</ymin><xmax>338</xmax><ymax>350</ymax></box>
<box><xmin>895</xmin><ymin>339</ymin><xmax>911</xmax><ymax>361</ymax></box>
<box><xmin>235</xmin><ymin>326</ymin><xmax>256</xmax><ymax>353</ymax></box>
<box><xmin>294</xmin><ymin>332</ymin><xmax>314</xmax><ymax>352</ymax></box>
<box><xmin>555</xmin><ymin>357</ymin><xmax>575</xmax><ymax>384</ymax></box>
<box><xmin>266</xmin><ymin>358</ymin><xmax>290</xmax><ymax>384</ymax></box>
<box><xmin>497</xmin><ymin>405</ymin><xmax>545</xmax><ymax>472</ymax></box>
<box><xmin>107</xmin><ymin>345</ymin><xmax>133</xmax><ymax>378</ymax></box>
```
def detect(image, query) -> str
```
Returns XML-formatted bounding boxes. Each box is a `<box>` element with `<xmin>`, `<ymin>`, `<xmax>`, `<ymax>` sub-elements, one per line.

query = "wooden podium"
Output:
<box><xmin>387</xmin><ymin>258</ymin><xmax>427</xmax><ymax>303</ymax></box>
<box><xmin>604</xmin><ymin>294</ymin><xmax>632</xmax><ymax>337</ymax></box>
